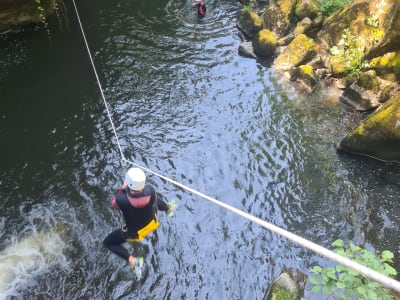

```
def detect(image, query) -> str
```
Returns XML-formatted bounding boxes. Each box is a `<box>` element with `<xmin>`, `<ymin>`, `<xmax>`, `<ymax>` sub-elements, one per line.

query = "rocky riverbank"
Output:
<box><xmin>237</xmin><ymin>0</ymin><xmax>400</xmax><ymax>162</ymax></box>
<box><xmin>0</xmin><ymin>0</ymin><xmax>57</xmax><ymax>33</ymax></box>
<box><xmin>1</xmin><ymin>0</ymin><xmax>399</xmax><ymax>162</ymax></box>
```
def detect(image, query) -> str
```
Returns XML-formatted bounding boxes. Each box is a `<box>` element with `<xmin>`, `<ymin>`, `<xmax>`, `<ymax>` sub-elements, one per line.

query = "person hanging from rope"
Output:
<box><xmin>103</xmin><ymin>167</ymin><xmax>173</xmax><ymax>274</ymax></box>
<box><xmin>192</xmin><ymin>0</ymin><xmax>206</xmax><ymax>18</ymax></box>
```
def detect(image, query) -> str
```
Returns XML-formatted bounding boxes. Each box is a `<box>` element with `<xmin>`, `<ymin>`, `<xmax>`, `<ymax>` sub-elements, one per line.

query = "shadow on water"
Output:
<box><xmin>1</xmin><ymin>0</ymin><xmax>400</xmax><ymax>298</ymax></box>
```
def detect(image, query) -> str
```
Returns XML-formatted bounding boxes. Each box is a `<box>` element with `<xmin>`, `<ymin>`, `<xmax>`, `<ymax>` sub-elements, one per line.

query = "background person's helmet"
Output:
<box><xmin>125</xmin><ymin>168</ymin><xmax>146</xmax><ymax>190</ymax></box>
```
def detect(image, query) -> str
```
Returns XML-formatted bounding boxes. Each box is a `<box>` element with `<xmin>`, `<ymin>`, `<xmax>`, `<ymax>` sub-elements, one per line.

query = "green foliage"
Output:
<box><xmin>242</xmin><ymin>3</ymin><xmax>252</xmax><ymax>12</ymax></box>
<box><xmin>365</xmin><ymin>15</ymin><xmax>383</xmax><ymax>44</ymax></box>
<box><xmin>35</xmin><ymin>0</ymin><xmax>50</xmax><ymax>29</ymax></box>
<box><xmin>309</xmin><ymin>239</ymin><xmax>397</xmax><ymax>300</ymax></box>
<box><xmin>330</xmin><ymin>28</ymin><xmax>368</xmax><ymax>77</ymax></box>
<box><xmin>272</xmin><ymin>285</ymin><xmax>298</xmax><ymax>300</ymax></box>
<box><xmin>318</xmin><ymin>0</ymin><xmax>350</xmax><ymax>17</ymax></box>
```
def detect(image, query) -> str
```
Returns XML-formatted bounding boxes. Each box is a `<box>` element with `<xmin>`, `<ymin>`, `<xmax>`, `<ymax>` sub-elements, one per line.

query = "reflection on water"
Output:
<box><xmin>0</xmin><ymin>0</ymin><xmax>400</xmax><ymax>298</ymax></box>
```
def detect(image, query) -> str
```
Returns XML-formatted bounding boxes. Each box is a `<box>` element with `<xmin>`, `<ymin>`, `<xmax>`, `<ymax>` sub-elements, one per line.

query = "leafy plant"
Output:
<box><xmin>242</xmin><ymin>3</ymin><xmax>252</xmax><ymax>12</ymax></box>
<box><xmin>330</xmin><ymin>28</ymin><xmax>367</xmax><ymax>77</ymax></box>
<box><xmin>318</xmin><ymin>0</ymin><xmax>350</xmax><ymax>17</ymax></box>
<box><xmin>35</xmin><ymin>0</ymin><xmax>50</xmax><ymax>33</ymax></box>
<box><xmin>365</xmin><ymin>15</ymin><xmax>383</xmax><ymax>44</ymax></box>
<box><xmin>309</xmin><ymin>239</ymin><xmax>397</xmax><ymax>300</ymax></box>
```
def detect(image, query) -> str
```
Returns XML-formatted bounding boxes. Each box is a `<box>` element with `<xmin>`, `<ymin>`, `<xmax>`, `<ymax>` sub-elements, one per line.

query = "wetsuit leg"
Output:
<box><xmin>103</xmin><ymin>228</ymin><xmax>130</xmax><ymax>262</ymax></box>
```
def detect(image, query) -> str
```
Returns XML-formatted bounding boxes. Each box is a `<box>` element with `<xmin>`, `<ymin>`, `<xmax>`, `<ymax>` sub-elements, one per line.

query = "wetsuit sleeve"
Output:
<box><xmin>156</xmin><ymin>194</ymin><xmax>169</xmax><ymax>212</ymax></box>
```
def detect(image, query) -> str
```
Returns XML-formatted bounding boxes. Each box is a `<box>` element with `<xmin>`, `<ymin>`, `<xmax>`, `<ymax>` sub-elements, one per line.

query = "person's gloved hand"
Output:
<box><xmin>166</xmin><ymin>199</ymin><xmax>177</xmax><ymax>217</ymax></box>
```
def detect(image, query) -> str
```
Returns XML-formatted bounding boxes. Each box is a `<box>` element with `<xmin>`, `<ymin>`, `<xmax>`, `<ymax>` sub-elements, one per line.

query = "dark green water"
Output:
<box><xmin>1</xmin><ymin>0</ymin><xmax>400</xmax><ymax>298</ymax></box>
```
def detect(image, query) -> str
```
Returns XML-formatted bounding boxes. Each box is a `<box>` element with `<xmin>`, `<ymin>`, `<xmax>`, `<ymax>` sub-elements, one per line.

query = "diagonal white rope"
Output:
<box><xmin>71</xmin><ymin>0</ymin><xmax>400</xmax><ymax>293</ymax></box>
<box><xmin>123</xmin><ymin>159</ymin><xmax>400</xmax><ymax>293</ymax></box>
<box><xmin>71</xmin><ymin>0</ymin><xmax>125</xmax><ymax>161</ymax></box>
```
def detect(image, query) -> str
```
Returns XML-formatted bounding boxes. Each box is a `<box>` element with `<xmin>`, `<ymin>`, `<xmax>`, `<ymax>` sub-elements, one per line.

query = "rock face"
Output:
<box><xmin>0</xmin><ymin>0</ymin><xmax>56</xmax><ymax>33</ymax></box>
<box><xmin>252</xmin><ymin>29</ymin><xmax>278</xmax><ymax>57</ymax></box>
<box><xmin>263</xmin><ymin>269</ymin><xmax>306</xmax><ymax>300</ymax></box>
<box><xmin>274</xmin><ymin>33</ymin><xmax>316</xmax><ymax>71</ymax></box>
<box><xmin>338</xmin><ymin>94</ymin><xmax>400</xmax><ymax>162</ymax></box>
<box><xmin>237</xmin><ymin>0</ymin><xmax>400</xmax><ymax>162</ymax></box>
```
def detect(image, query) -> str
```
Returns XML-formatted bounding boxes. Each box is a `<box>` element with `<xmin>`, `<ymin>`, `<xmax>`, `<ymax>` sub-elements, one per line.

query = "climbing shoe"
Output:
<box><xmin>130</xmin><ymin>256</ymin><xmax>144</xmax><ymax>279</ymax></box>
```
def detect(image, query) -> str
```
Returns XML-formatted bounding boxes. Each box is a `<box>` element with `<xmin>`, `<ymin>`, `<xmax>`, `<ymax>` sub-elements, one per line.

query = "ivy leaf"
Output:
<box><xmin>383</xmin><ymin>263</ymin><xmax>397</xmax><ymax>276</ymax></box>
<box><xmin>381</xmin><ymin>250</ymin><xmax>394</xmax><ymax>261</ymax></box>
<box><xmin>336</xmin><ymin>281</ymin><xmax>346</xmax><ymax>289</ymax></box>
<box><xmin>332</xmin><ymin>239</ymin><xmax>344</xmax><ymax>248</ymax></box>
<box><xmin>309</xmin><ymin>276</ymin><xmax>320</xmax><ymax>285</ymax></box>
<box><xmin>311</xmin><ymin>286</ymin><xmax>321</xmax><ymax>292</ymax></box>
<box><xmin>311</xmin><ymin>266</ymin><xmax>322</xmax><ymax>274</ymax></box>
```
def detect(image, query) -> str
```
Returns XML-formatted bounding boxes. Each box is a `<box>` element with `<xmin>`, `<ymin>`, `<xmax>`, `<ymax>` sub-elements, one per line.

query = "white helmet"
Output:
<box><xmin>125</xmin><ymin>168</ymin><xmax>146</xmax><ymax>191</ymax></box>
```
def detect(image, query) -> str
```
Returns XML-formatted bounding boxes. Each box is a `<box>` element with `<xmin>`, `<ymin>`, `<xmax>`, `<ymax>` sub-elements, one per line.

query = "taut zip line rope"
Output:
<box><xmin>71</xmin><ymin>0</ymin><xmax>400</xmax><ymax>293</ymax></box>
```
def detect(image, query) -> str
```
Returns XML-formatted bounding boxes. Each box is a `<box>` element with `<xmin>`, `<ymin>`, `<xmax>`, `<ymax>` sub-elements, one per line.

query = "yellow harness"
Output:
<box><xmin>125</xmin><ymin>217</ymin><xmax>160</xmax><ymax>243</ymax></box>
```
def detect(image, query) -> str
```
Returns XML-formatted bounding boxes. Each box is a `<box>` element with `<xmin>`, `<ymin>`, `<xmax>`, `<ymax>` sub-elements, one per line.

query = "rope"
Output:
<box><xmin>123</xmin><ymin>159</ymin><xmax>400</xmax><ymax>293</ymax></box>
<box><xmin>71</xmin><ymin>1</ymin><xmax>400</xmax><ymax>293</ymax></box>
<box><xmin>71</xmin><ymin>0</ymin><xmax>126</xmax><ymax>162</ymax></box>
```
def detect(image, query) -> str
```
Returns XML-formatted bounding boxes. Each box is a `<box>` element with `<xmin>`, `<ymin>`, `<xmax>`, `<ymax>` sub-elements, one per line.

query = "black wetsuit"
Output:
<box><xmin>195</xmin><ymin>1</ymin><xmax>206</xmax><ymax>18</ymax></box>
<box><xmin>103</xmin><ymin>185</ymin><xmax>168</xmax><ymax>262</ymax></box>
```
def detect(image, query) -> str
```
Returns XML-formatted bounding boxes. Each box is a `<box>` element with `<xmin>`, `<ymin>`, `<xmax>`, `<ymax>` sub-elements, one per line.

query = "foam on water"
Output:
<box><xmin>0</xmin><ymin>229</ymin><xmax>68</xmax><ymax>299</ymax></box>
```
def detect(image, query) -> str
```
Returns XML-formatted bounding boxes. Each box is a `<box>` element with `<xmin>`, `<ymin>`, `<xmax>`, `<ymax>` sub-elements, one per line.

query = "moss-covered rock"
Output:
<box><xmin>295</xmin><ymin>0</ymin><xmax>319</xmax><ymax>20</ymax></box>
<box><xmin>293</xmin><ymin>17</ymin><xmax>312</xmax><ymax>36</ymax></box>
<box><xmin>261</xmin><ymin>2</ymin><xmax>292</xmax><ymax>38</ymax></box>
<box><xmin>318</xmin><ymin>0</ymin><xmax>400</xmax><ymax>60</ymax></box>
<box><xmin>369</xmin><ymin>51</ymin><xmax>400</xmax><ymax>82</ymax></box>
<box><xmin>288</xmin><ymin>64</ymin><xmax>316</xmax><ymax>93</ymax></box>
<box><xmin>237</xmin><ymin>9</ymin><xmax>263</xmax><ymax>39</ymax></box>
<box><xmin>357</xmin><ymin>70</ymin><xmax>380</xmax><ymax>93</ymax></box>
<box><xmin>329</xmin><ymin>55</ymin><xmax>347</xmax><ymax>77</ymax></box>
<box><xmin>274</xmin><ymin>33</ymin><xmax>316</xmax><ymax>71</ymax></box>
<box><xmin>252</xmin><ymin>29</ymin><xmax>278</xmax><ymax>57</ymax></box>
<box><xmin>264</xmin><ymin>269</ymin><xmax>305</xmax><ymax>300</ymax></box>
<box><xmin>0</xmin><ymin>0</ymin><xmax>56</xmax><ymax>32</ymax></box>
<box><xmin>338</xmin><ymin>94</ymin><xmax>400</xmax><ymax>162</ymax></box>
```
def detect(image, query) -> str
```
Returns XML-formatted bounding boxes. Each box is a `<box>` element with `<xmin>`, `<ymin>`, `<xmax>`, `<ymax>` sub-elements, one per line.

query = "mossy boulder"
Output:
<box><xmin>237</xmin><ymin>9</ymin><xmax>263</xmax><ymax>39</ymax></box>
<box><xmin>0</xmin><ymin>0</ymin><xmax>56</xmax><ymax>32</ymax></box>
<box><xmin>329</xmin><ymin>55</ymin><xmax>348</xmax><ymax>77</ymax></box>
<box><xmin>288</xmin><ymin>64</ymin><xmax>316</xmax><ymax>93</ymax></box>
<box><xmin>264</xmin><ymin>269</ymin><xmax>305</xmax><ymax>300</ymax></box>
<box><xmin>274</xmin><ymin>34</ymin><xmax>316</xmax><ymax>71</ymax></box>
<box><xmin>318</xmin><ymin>0</ymin><xmax>400</xmax><ymax>59</ymax></box>
<box><xmin>294</xmin><ymin>0</ymin><xmax>319</xmax><ymax>20</ymax></box>
<box><xmin>293</xmin><ymin>17</ymin><xmax>312</xmax><ymax>36</ymax></box>
<box><xmin>357</xmin><ymin>70</ymin><xmax>380</xmax><ymax>93</ymax></box>
<box><xmin>252</xmin><ymin>29</ymin><xmax>278</xmax><ymax>57</ymax></box>
<box><xmin>369</xmin><ymin>51</ymin><xmax>400</xmax><ymax>82</ymax></box>
<box><xmin>261</xmin><ymin>2</ymin><xmax>292</xmax><ymax>38</ymax></box>
<box><xmin>338</xmin><ymin>94</ymin><xmax>400</xmax><ymax>162</ymax></box>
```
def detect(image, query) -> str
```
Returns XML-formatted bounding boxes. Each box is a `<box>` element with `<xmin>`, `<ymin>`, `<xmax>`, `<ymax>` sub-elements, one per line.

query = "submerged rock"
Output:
<box><xmin>264</xmin><ymin>269</ymin><xmax>306</xmax><ymax>300</ymax></box>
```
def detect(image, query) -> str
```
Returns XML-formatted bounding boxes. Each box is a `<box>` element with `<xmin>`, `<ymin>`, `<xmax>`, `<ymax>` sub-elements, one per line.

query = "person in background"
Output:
<box><xmin>192</xmin><ymin>0</ymin><xmax>206</xmax><ymax>18</ymax></box>
<box><xmin>103</xmin><ymin>167</ymin><xmax>172</xmax><ymax>272</ymax></box>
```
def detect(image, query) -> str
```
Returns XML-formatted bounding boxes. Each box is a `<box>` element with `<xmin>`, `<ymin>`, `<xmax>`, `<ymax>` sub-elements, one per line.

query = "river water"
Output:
<box><xmin>0</xmin><ymin>0</ymin><xmax>400</xmax><ymax>299</ymax></box>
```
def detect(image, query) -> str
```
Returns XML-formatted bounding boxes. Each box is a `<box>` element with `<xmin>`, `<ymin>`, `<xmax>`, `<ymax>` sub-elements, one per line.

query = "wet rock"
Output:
<box><xmin>237</xmin><ymin>9</ymin><xmax>263</xmax><ymax>39</ymax></box>
<box><xmin>261</xmin><ymin>1</ymin><xmax>292</xmax><ymax>39</ymax></box>
<box><xmin>252</xmin><ymin>29</ymin><xmax>278</xmax><ymax>58</ymax></box>
<box><xmin>288</xmin><ymin>64</ymin><xmax>316</xmax><ymax>93</ymax></box>
<box><xmin>295</xmin><ymin>0</ymin><xmax>319</xmax><ymax>21</ymax></box>
<box><xmin>264</xmin><ymin>269</ymin><xmax>306</xmax><ymax>300</ymax></box>
<box><xmin>274</xmin><ymin>34</ymin><xmax>317</xmax><ymax>71</ymax></box>
<box><xmin>338</xmin><ymin>93</ymin><xmax>400</xmax><ymax>162</ymax></box>
<box><xmin>238</xmin><ymin>41</ymin><xmax>257</xmax><ymax>58</ymax></box>
<box><xmin>340</xmin><ymin>81</ymin><xmax>381</xmax><ymax>111</ymax></box>
<box><xmin>369</xmin><ymin>51</ymin><xmax>400</xmax><ymax>82</ymax></box>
